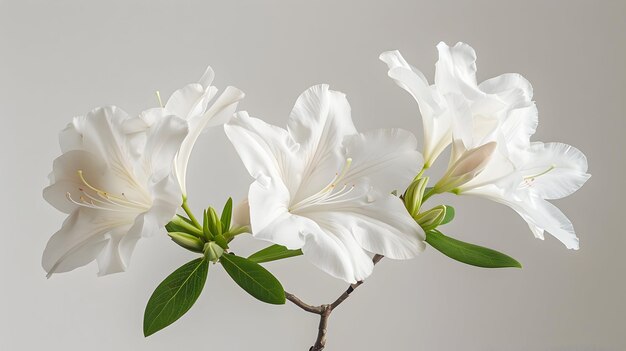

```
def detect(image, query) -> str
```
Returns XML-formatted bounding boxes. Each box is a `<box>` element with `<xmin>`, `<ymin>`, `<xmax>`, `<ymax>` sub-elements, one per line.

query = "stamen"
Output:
<box><xmin>524</xmin><ymin>165</ymin><xmax>556</xmax><ymax>181</ymax></box>
<box><xmin>289</xmin><ymin>158</ymin><xmax>356</xmax><ymax>212</ymax></box>
<box><xmin>75</xmin><ymin>170</ymin><xmax>149</xmax><ymax>210</ymax></box>
<box><xmin>156</xmin><ymin>90</ymin><xmax>164</xmax><ymax>108</ymax></box>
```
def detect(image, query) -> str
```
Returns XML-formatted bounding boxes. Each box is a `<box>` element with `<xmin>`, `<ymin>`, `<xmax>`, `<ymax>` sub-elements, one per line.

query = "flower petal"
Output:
<box><xmin>43</xmin><ymin>150</ymin><xmax>109</xmax><ymax>214</ymax></box>
<box><xmin>302</xmin><ymin>188</ymin><xmax>425</xmax><ymax>260</ymax></box>
<box><xmin>301</xmin><ymin>215</ymin><xmax>374</xmax><ymax>283</ymax></box>
<box><xmin>141</xmin><ymin>113</ymin><xmax>189</xmax><ymax>184</ymax></box>
<box><xmin>342</xmin><ymin>128</ymin><xmax>422</xmax><ymax>193</ymax></box>
<box><xmin>287</xmin><ymin>85</ymin><xmax>357</xmax><ymax>203</ymax></box>
<box><xmin>479</xmin><ymin>73</ymin><xmax>534</xmax><ymax>107</ymax></box>
<box><xmin>464</xmin><ymin>185</ymin><xmax>580</xmax><ymax>249</ymax></box>
<box><xmin>42</xmin><ymin>208</ymin><xmax>131</xmax><ymax>277</ymax></box>
<box><xmin>435</xmin><ymin>42</ymin><xmax>481</xmax><ymax>99</ymax></box>
<box><xmin>225</xmin><ymin>111</ymin><xmax>302</xmax><ymax>194</ymax></box>
<box><xmin>520</xmin><ymin>142</ymin><xmax>590</xmax><ymax>199</ymax></box>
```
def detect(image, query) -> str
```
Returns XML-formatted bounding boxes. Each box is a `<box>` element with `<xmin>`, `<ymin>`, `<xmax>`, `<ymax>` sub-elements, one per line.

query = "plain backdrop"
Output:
<box><xmin>1</xmin><ymin>1</ymin><xmax>624</xmax><ymax>350</ymax></box>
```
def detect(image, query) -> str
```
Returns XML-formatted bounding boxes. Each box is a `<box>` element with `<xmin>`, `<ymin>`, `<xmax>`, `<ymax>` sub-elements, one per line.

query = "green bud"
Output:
<box><xmin>208</xmin><ymin>207</ymin><xmax>222</xmax><ymax>237</ymax></box>
<box><xmin>168</xmin><ymin>232</ymin><xmax>205</xmax><ymax>253</ymax></box>
<box><xmin>167</xmin><ymin>215</ymin><xmax>203</xmax><ymax>237</ymax></box>
<box><xmin>403</xmin><ymin>177</ymin><xmax>429</xmax><ymax>217</ymax></box>
<box><xmin>204</xmin><ymin>241</ymin><xmax>225</xmax><ymax>263</ymax></box>
<box><xmin>415</xmin><ymin>205</ymin><xmax>447</xmax><ymax>232</ymax></box>
<box><xmin>213</xmin><ymin>234</ymin><xmax>229</xmax><ymax>250</ymax></box>
<box><xmin>203</xmin><ymin>209</ymin><xmax>213</xmax><ymax>240</ymax></box>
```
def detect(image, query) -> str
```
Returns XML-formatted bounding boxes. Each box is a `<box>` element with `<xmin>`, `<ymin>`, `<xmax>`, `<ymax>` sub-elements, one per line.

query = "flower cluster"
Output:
<box><xmin>42</xmin><ymin>42</ymin><xmax>589</xmax><ymax>340</ymax></box>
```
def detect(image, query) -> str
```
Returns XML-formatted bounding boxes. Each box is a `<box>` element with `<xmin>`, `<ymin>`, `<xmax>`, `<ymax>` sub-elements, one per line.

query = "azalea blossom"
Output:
<box><xmin>163</xmin><ymin>66</ymin><xmax>245</xmax><ymax>195</ymax></box>
<box><xmin>42</xmin><ymin>106</ymin><xmax>188</xmax><ymax>276</ymax></box>
<box><xmin>393</xmin><ymin>42</ymin><xmax>590</xmax><ymax>249</ymax></box>
<box><xmin>225</xmin><ymin>85</ymin><xmax>425</xmax><ymax>283</ymax></box>
<box><xmin>380</xmin><ymin>48</ymin><xmax>452</xmax><ymax>168</ymax></box>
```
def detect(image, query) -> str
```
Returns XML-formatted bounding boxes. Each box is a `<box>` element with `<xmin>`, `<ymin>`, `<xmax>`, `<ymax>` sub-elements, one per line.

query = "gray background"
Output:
<box><xmin>1</xmin><ymin>0</ymin><xmax>624</xmax><ymax>350</ymax></box>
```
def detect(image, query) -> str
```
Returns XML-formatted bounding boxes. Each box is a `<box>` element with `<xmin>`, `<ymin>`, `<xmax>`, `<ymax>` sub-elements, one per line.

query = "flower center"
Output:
<box><xmin>65</xmin><ymin>170</ymin><xmax>151</xmax><ymax>212</ymax></box>
<box><xmin>288</xmin><ymin>158</ymin><xmax>358</xmax><ymax>213</ymax></box>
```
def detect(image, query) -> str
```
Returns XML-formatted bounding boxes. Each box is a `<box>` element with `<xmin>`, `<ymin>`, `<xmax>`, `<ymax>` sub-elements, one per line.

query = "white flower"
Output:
<box><xmin>42</xmin><ymin>106</ymin><xmax>188</xmax><ymax>277</ymax></box>
<box><xmin>415</xmin><ymin>42</ymin><xmax>590</xmax><ymax>249</ymax></box>
<box><xmin>225</xmin><ymin>85</ymin><xmax>425</xmax><ymax>283</ymax></box>
<box><xmin>380</xmin><ymin>47</ymin><xmax>452</xmax><ymax>168</ymax></box>
<box><xmin>163</xmin><ymin>66</ymin><xmax>245</xmax><ymax>195</ymax></box>
<box><xmin>463</xmin><ymin>142</ymin><xmax>590</xmax><ymax>250</ymax></box>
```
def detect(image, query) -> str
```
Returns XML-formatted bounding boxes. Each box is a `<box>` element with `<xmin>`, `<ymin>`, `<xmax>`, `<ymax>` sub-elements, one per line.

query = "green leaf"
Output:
<box><xmin>221</xmin><ymin>197</ymin><xmax>233</xmax><ymax>232</ymax></box>
<box><xmin>143</xmin><ymin>257</ymin><xmax>209</xmax><ymax>337</ymax></box>
<box><xmin>440</xmin><ymin>205</ymin><xmax>455</xmax><ymax>225</ymax></box>
<box><xmin>425</xmin><ymin>230</ymin><xmax>521</xmax><ymax>268</ymax></box>
<box><xmin>220</xmin><ymin>253</ymin><xmax>285</xmax><ymax>304</ymax></box>
<box><xmin>247</xmin><ymin>244</ymin><xmax>303</xmax><ymax>264</ymax></box>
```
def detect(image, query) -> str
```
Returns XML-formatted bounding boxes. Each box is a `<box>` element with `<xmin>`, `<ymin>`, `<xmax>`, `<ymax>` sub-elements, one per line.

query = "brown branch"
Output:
<box><xmin>285</xmin><ymin>292</ymin><xmax>323</xmax><ymax>314</ymax></box>
<box><xmin>285</xmin><ymin>254</ymin><xmax>384</xmax><ymax>351</ymax></box>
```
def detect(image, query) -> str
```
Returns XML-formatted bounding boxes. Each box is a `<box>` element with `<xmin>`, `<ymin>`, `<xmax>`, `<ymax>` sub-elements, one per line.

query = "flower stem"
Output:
<box><xmin>181</xmin><ymin>197</ymin><xmax>201</xmax><ymax>229</ymax></box>
<box><xmin>285</xmin><ymin>254</ymin><xmax>384</xmax><ymax>351</ymax></box>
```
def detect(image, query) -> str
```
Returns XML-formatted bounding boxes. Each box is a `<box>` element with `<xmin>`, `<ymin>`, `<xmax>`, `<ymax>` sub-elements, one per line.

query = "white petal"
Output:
<box><xmin>520</xmin><ymin>142</ymin><xmax>590</xmax><ymax>199</ymax></box>
<box><xmin>302</xmin><ymin>188</ymin><xmax>425</xmax><ymax>260</ymax></box>
<box><xmin>59</xmin><ymin>116</ymin><xmax>86</xmax><ymax>153</ymax></box>
<box><xmin>231</xmin><ymin>198</ymin><xmax>251</xmax><ymax>228</ymax></box>
<box><xmin>252</xmin><ymin>211</ymin><xmax>309</xmax><ymax>250</ymax></box>
<box><xmin>141</xmin><ymin>114</ymin><xmax>189</xmax><ymax>184</ymax></box>
<box><xmin>42</xmin><ymin>208</ymin><xmax>132</xmax><ymax>277</ymax></box>
<box><xmin>464</xmin><ymin>185</ymin><xmax>580</xmax><ymax>249</ymax></box>
<box><xmin>379</xmin><ymin>50</ymin><xmax>429</xmax><ymax>84</ymax></box>
<box><xmin>225</xmin><ymin>111</ymin><xmax>303</xmax><ymax>193</ymax></box>
<box><xmin>342</xmin><ymin>128</ymin><xmax>422</xmax><ymax>193</ymax></box>
<box><xmin>76</xmin><ymin>106</ymin><xmax>137</xmax><ymax>167</ymax></box>
<box><xmin>95</xmin><ymin>229</ymin><xmax>129</xmax><ymax>276</ymax></box>
<box><xmin>301</xmin><ymin>215</ymin><xmax>375</xmax><ymax>283</ymax></box>
<box><xmin>435</xmin><ymin>42</ymin><xmax>481</xmax><ymax>99</ymax></box>
<box><xmin>479</xmin><ymin>73</ymin><xmax>534</xmax><ymax>106</ymax></box>
<box><xmin>198</xmin><ymin>66</ymin><xmax>215</xmax><ymax>89</ymax></box>
<box><xmin>43</xmin><ymin>150</ymin><xmax>108</xmax><ymax>214</ymax></box>
<box><xmin>499</xmin><ymin>104</ymin><xmax>539</xmax><ymax>157</ymax></box>
<box><xmin>380</xmin><ymin>52</ymin><xmax>449</xmax><ymax>165</ymax></box>
<box><xmin>286</xmin><ymin>85</ymin><xmax>357</xmax><ymax>203</ymax></box>
<box><xmin>247</xmin><ymin>168</ymin><xmax>302</xmax><ymax>247</ymax></box>
<box><xmin>164</xmin><ymin>83</ymin><xmax>214</xmax><ymax>121</ymax></box>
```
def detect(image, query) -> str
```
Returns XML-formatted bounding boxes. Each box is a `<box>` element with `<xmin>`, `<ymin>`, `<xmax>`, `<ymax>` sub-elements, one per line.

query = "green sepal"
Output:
<box><xmin>143</xmin><ymin>257</ymin><xmax>209</xmax><ymax>337</ymax></box>
<box><xmin>425</xmin><ymin>230</ymin><xmax>522</xmax><ymax>268</ymax></box>
<box><xmin>440</xmin><ymin>205</ymin><xmax>455</xmax><ymax>225</ymax></box>
<box><xmin>214</xmin><ymin>234</ymin><xmax>229</xmax><ymax>250</ymax></box>
<box><xmin>221</xmin><ymin>197</ymin><xmax>233</xmax><ymax>233</ymax></box>
<box><xmin>415</xmin><ymin>205</ymin><xmax>446</xmax><ymax>232</ymax></box>
<box><xmin>247</xmin><ymin>244</ymin><xmax>303</xmax><ymax>264</ymax></box>
<box><xmin>220</xmin><ymin>253</ymin><xmax>286</xmax><ymax>305</ymax></box>
<box><xmin>204</xmin><ymin>241</ymin><xmax>224</xmax><ymax>263</ymax></box>
<box><xmin>404</xmin><ymin>177</ymin><xmax>429</xmax><ymax>217</ymax></box>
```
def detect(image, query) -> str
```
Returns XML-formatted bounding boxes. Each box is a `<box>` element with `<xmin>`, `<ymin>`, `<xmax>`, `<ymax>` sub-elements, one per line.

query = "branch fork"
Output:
<box><xmin>285</xmin><ymin>254</ymin><xmax>384</xmax><ymax>350</ymax></box>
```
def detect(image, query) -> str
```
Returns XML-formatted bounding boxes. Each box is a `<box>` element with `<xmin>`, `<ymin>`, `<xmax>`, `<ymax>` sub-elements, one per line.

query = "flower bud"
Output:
<box><xmin>434</xmin><ymin>142</ymin><xmax>496</xmax><ymax>194</ymax></box>
<box><xmin>208</xmin><ymin>207</ymin><xmax>222</xmax><ymax>236</ymax></box>
<box><xmin>204</xmin><ymin>241</ymin><xmax>225</xmax><ymax>263</ymax></box>
<box><xmin>403</xmin><ymin>177</ymin><xmax>429</xmax><ymax>217</ymax></box>
<box><xmin>415</xmin><ymin>205</ymin><xmax>447</xmax><ymax>231</ymax></box>
<box><xmin>168</xmin><ymin>232</ymin><xmax>205</xmax><ymax>253</ymax></box>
